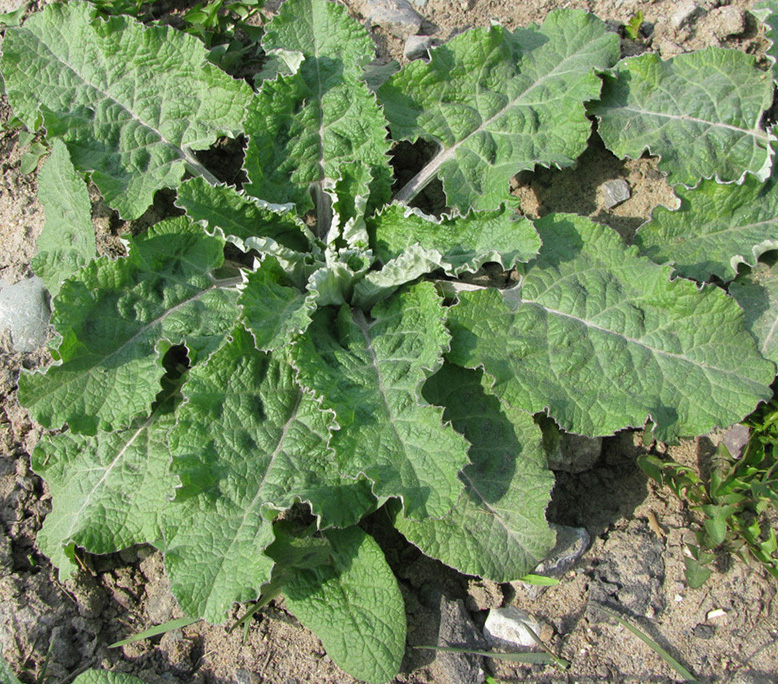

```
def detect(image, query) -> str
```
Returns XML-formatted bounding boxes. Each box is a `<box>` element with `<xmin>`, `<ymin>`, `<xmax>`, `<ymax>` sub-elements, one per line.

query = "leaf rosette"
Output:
<box><xmin>4</xmin><ymin>1</ymin><xmax>778</xmax><ymax>682</ymax></box>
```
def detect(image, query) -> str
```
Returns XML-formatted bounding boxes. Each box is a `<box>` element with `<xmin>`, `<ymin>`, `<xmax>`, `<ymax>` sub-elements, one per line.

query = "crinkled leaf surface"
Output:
<box><xmin>164</xmin><ymin>327</ymin><xmax>375</xmax><ymax>623</ymax></box>
<box><xmin>240</xmin><ymin>257</ymin><xmax>317</xmax><ymax>350</ymax></box>
<box><xmin>636</xmin><ymin>172</ymin><xmax>778</xmax><ymax>282</ymax></box>
<box><xmin>394</xmin><ymin>364</ymin><xmax>554</xmax><ymax>580</ymax></box>
<box><xmin>447</xmin><ymin>214</ymin><xmax>775</xmax><ymax>441</ymax></box>
<box><xmin>379</xmin><ymin>10</ymin><xmax>619</xmax><ymax>210</ymax></box>
<box><xmin>1</xmin><ymin>1</ymin><xmax>252</xmax><ymax>218</ymax></box>
<box><xmin>590</xmin><ymin>48</ymin><xmax>773</xmax><ymax>186</ymax></box>
<box><xmin>176</xmin><ymin>177</ymin><xmax>311</xmax><ymax>257</ymax></box>
<box><xmin>18</xmin><ymin>217</ymin><xmax>239</xmax><ymax>434</ymax></box>
<box><xmin>283</xmin><ymin>526</ymin><xmax>406</xmax><ymax>684</ymax></box>
<box><xmin>731</xmin><ymin>262</ymin><xmax>778</xmax><ymax>366</ymax></box>
<box><xmin>293</xmin><ymin>282</ymin><xmax>470</xmax><ymax>518</ymax></box>
<box><xmin>32</xmin><ymin>406</ymin><xmax>175</xmax><ymax>579</ymax></box>
<box><xmin>370</xmin><ymin>204</ymin><xmax>540</xmax><ymax>275</ymax></box>
<box><xmin>244</xmin><ymin>0</ymin><xmax>391</xmax><ymax>218</ymax></box>
<box><xmin>32</xmin><ymin>140</ymin><xmax>95</xmax><ymax>296</ymax></box>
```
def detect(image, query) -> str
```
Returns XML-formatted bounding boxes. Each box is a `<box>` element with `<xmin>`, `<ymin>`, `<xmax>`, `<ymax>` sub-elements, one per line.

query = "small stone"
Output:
<box><xmin>235</xmin><ymin>669</ymin><xmax>261</xmax><ymax>684</ymax></box>
<box><xmin>692</xmin><ymin>623</ymin><xmax>716</xmax><ymax>639</ymax></box>
<box><xmin>600</xmin><ymin>179</ymin><xmax>631</xmax><ymax>210</ymax></box>
<box><xmin>364</xmin><ymin>0</ymin><xmax>424</xmax><ymax>40</ymax></box>
<box><xmin>484</xmin><ymin>607</ymin><xmax>544</xmax><ymax>649</ymax></box>
<box><xmin>672</xmin><ymin>1</ymin><xmax>702</xmax><ymax>31</ymax></box>
<box><xmin>706</xmin><ymin>608</ymin><xmax>727</xmax><ymax>620</ymax></box>
<box><xmin>0</xmin><ymin>277</ymin><xmax>50</xmax><ymax>352</ymax></box>
<box><xmin>404</xmin><ymin>34</ymin><xmax>433</xmax><ymax>60</ymax></box>
<box><xmin>722</xmin><ymin>423</ymin><xmax>750</xmax><ymax>458</ymax></box>
<box><xmin>711</xmin><ymin>6</ymin><xmax>746</xmax><ymax>38</ymax></box>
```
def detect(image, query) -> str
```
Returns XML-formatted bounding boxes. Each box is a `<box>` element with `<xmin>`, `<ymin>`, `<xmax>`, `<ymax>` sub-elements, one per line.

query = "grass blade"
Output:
<box><xmin>414</xmin><ymin>645</ymin><xmax>556</xmax><ymax>665</ymax></box>
<box><xmin>596</xmin><ymin>604</ymin><xmax>698</xmax><ymax>683</ymax></box>
<box><xmin>109</xmin><ymin>617</ymin><xmax>198</xmax><ymax>648</ymax></box>
<box><xmin>518</xmin><ymin>573</ymin><xmax>560</xmax><ymax>586</ymax></box>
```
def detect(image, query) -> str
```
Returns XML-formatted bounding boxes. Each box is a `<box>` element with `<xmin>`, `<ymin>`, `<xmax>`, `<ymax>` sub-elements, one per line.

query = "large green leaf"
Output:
<box><xmin>293</xmin><ymin>283</ymin><xmax>470</xmax><ymax>518</ymax></box>
<box><xmin>164</xmin><ymin>327</ymin><xmax>375</xmax><ymax>623</ymax></box>
<box><xmin>244</xmin><ymin>0</ymin><xmax>391</xmax><ymax>224</ymax></box>
<box><xmin>283</xmin><ymin>526</ymin><xmax>406</xmax><ymax>684</ymax></box>
<box><xmin>33</xmin><ymin>406</ymin><xmax>175</xmax><ymax>579</ymax></box>
<box><xmin>370</xmin><ymin>204</ymin><xmax>541</xmax><ymax>275</ymax></box>
<box><xmin>394</xmin><ymin>364</ymin><xmax>555</xmax><ymax>580</ymax></box>
<box><xmin>32</xmin><ymin>140</ymin><xmax>95</xmax><ymax>296</ymax></box>
<box><xmin>379</xmin><ymin>10</ymin><xmax>619</xmax><ymax>210</ymax></box>
<box><xmin>590</xmin><ymin>48</ymin><xmax>773</xmax><ymax>186</ymax></box>
<box><xmin>636</xmin><ymin>173</ymin><xmax>778</xmax><ymax>282</ymax></box>
<box><xmin>731</xmin><ymin>262</ymin><xmax>778</xmax><ymax>366</ymax></box>
<box><xmin>18</xmin><ymin>217</ymin><xmax>239</xmax><ymax>435</ymax></box>
<box><xmin>176</xmin><ymin>177</ymin><xmax>312</xmax><ymax>257</ymax></box>
<box><xmin>1</xmin><ymin>1</ymin><xmax>252</xmax><ymax>218</ymax></box>
<box><xmin>447</xmin><ymin>214</ymin><xmax>775</xmax><ymax>441</ymax></box>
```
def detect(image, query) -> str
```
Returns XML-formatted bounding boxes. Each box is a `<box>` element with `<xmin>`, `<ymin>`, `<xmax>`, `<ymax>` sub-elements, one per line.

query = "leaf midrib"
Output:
<box><xmin>201</xmin><ymin>388</ymin><xmax>303</xmax><ymax>618</ymax></box>
<box><xmin>608</xmin><ymin>106</ymin><xmax>770</xmax><ymax>141</ymax></box>
<box><xmin>524</xmin><ymin>297</ymin><xmax>763</xmax><ymax>383</ymax></box>
<box><xmin>394</xmin><ymin>35</ymin><xmax>609</xmax><ymax>202</ymax></box>
<box><xmin>19</xmin><ymin>20</ymin><xmax>205</xmax><ymax>175</ymax></box>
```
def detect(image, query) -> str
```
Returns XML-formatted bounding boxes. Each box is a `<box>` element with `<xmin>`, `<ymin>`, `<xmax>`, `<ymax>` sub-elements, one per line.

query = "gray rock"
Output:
<box><xmin>517</xmin><ymin>524</ymin><xmax>590</xmax><ymax>598</ymax></box>
<box><xmin>364</xmin><ymin>0</ymin><xmax>424</xmax><ymax>40</ymax></box>
<box><xmin>0</xmin><ymin>277</ymin><xmax>49</xmax><ymax>352</ymax></box>
<box><xmin>722</xmin><ymin>423</ymin><xmax>750</xmax><ymax>458</ymax></box>
<box><xmin>672</xmin><ymin>1</ymin><xmax>702</xmax><ymax>31</ymax></box>
<box><xmin>711</xmin><ymin>6</ymin><xmax>747</xmax><ymax>38</ymax></box>
<box><xmin>600</xmin><ymin>179</ymin><xmax>631</xmax><ymax>210</ymax></box>
<box><xmin>436</xmin><ymin>594</ymin><xmax>486</xmax><ymax>684</ymax></box>
<box><xmin>235</xmin><ymin>669</ymin><xmax>261</xmax><ymax>684</ymax></box>
<box><xmin>404</xmin><ymin>34</ymin><xmax>433</xmax><ymax>60</ymax></box>
<box><xmin>483</xmin><ymin>607</ymin><xmax>543</xmax><ymax>649</ymax></box>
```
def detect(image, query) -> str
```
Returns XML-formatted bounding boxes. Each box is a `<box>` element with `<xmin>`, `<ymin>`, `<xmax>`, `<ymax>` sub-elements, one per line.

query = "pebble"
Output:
<box><xmin>722</xmin><ymin>423</ymin><xmax>750</xmax><ymax>458</ymax></box>
<box><xmin>483</xmin><ymin>607</ymin><xmax>545</xmax><ymax>649</ymax></box>
<box><xmin>712</xmin><ymin>6</ymin><xmax>747</xmax><ymax>38</ymax></box>
<box><xmin>0</xmin><ymin>276</ymin><xmax>50</xmax><ymax>352</ymax></box>
<box><xmin>671</xmin><ymin>1</ymin><xmax>702</xmax><ymax>31</ymax></box>
<box><xmin>364</xmin><ymin>0</ymin><xmax>424</xmax><ymax>40</ymax></box>
<box><xmin>600</xmin><ymin>179</ymin><xmax>631</xmax><ymax>210</ymax></box>
<box><xmin>235</xmin><ymin>669</ymin><xmax>261</xmax><ymax>684</ymax></box>
<box><xmin>404</xmin><ymin>34</ymin><xmax>433</xmax><ymax>60</ymax></box>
